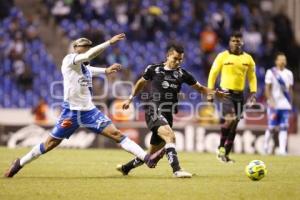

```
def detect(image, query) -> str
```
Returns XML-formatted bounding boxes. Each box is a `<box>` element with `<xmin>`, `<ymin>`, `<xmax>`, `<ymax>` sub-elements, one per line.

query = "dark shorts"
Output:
<box><xmin>220</xmin><ymin>90</ymin><xmax>244</xmax><ymax>120</ymax></box>
<box><xmin>145</xmin><ymin>105</ymin><xmax>173</xmax><ymax>145</ymax></box>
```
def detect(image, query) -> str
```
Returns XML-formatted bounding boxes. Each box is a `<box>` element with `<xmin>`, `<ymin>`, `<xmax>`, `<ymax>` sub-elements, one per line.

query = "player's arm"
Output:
<box><xmin>207</xmin><ymin>53</ymin><xmax>223</xmax><ymax>101</ymax></box>
<box><xmin>246</xmin><ymin>56</ymin><xmax>257</xmax><ymax>105</ymax></box>
<box><xmin>184</xmin><ymin>68</ymin><xmax>227</xmax><ymax>100</ymax></box>
<box><xmin>73</xmin><ymin>33</ymin><xmax>125</xmax><ymax>64</ymax></box>
<box><xmin>191</xmin><ymin>82</ymin><xmax>228</xmax><ymax>99</ymax></box>
<box><xmin>191</xmin><ymin>82</ymin><xmax>215</xmax><ymax>100</ymax></box>
<box><xmin>123</xmin><ymin>65</ymin><xmax>154</xmax><ymax>110</ymax></box>
<box><xmin>88</xmin><ymin>63</ymin><xmax>122</xmax><ymax>76</ymax></box>
<box><xmin>289</xmin><ymin>71</ymin><xmax>294</xmax><ymax>105</ymax></box>
<box><xmin>207</xmin><ymin>53</ymin><xmax>223</xmax><ymax>89</ymax></box>
<box><xmin>122</xmin><ymin>77</ymin><xmax>148</xmax><ymax>110</ymax></box>
<box><xmin>289</xmin><ymin>87</ymin><xmax>293</xmax><ymax>105</ymax></box>
<box><xmin>191</xmin><ymin>82</ymin><xmax>211</xmax><ymax>95</ymax></box>
<box><xmin>264</xmin><ymin>70</ymin><xmax>274</xmax><ymax>107</ymax></box>
<box><xmin>265</xmin><ymin>83</ymin><xmax>275</xmax><ymax>108</ymax></box>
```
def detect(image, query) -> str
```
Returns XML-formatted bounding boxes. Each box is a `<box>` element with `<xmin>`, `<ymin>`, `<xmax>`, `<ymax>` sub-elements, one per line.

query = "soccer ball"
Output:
<box><xmin>245</xmin><ymin>160</ymin><xmax>267</xmax><ymax>181</ymax></box>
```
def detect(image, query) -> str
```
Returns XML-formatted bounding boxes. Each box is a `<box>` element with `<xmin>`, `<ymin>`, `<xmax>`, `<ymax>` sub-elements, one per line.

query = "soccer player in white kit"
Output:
<box><xmin>264</xmin><ymin>52</ymin><xmax>293</xmax><ymax>155</ymax></box>
<box><xmin>4</xmin><ymin>33</ymin><xmax>164</xmax><ymax>178</ymax></box>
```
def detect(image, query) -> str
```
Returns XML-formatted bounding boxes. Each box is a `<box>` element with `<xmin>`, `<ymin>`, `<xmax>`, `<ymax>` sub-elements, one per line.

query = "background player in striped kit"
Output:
<box><xmin>264</xmin><ymin>52</ymin><xmax>293</xmax><ymax>155</ymax></box>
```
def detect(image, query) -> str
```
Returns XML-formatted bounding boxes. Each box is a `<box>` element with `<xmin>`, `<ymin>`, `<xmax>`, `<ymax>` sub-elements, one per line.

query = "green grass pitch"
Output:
<box><xmin>1</xmin><ymin>147</ymin><xmax>300</xmax><ymax>200</ymax></box>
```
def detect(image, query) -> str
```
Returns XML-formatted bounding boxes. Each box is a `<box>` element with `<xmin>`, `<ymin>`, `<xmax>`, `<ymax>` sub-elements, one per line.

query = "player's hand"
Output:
<box><xmin>105</xmin><ymin>63</ymin><xmax>122</xmax><ymax>74</ymax></box>
<box><xmin>109</xmin><ymin>33</ymin><xmax>126</xmax><ymax>45</ymax></box>
<box><xmin>215</xmin><ymin>89</ymin><xmax>229</xmax><ymax>99</ymax></box>
<box><xmin>206</xmin><ymin>89</ymin><xmax>228</xmax><ymax>102</ymax></box>
<box><xmin>206</xmin><ymin>89</ymin><xmax>215</xmax><ymax>102</ymax></box>
<box><xmin>122</xmin><ymin>99</ymin><xmax>132</xmax><ymax>110</ymax></box>
<box><xmin>246</xmin><ymin>92</ymin><xmax>256</xmax><ymax>107</ymax></box>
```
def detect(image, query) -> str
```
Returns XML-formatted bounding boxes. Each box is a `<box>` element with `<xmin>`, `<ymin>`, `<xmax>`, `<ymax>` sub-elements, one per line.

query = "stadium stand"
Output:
<box><xmin>0</xmin><ymin>4</ymin><xmax>62</xmax><ymax>108</ymax></box>
<box><xmin>1</xmin><ymin>0</ymin><xmax>299</xmax><ymax>109</ymax></box>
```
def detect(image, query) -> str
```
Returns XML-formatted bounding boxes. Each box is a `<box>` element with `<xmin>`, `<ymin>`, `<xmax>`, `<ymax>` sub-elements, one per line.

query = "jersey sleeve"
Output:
<box><xmin>182</xmin><ymin>69</ymin><xmax>197</xmax><ymax>85</ymax></box>
<box><xmin>247</xmin><ymin>55</ymin><xmax>257</xmax><ymax>92</ymax></box>
<box><xmin>208</xmin><ymin>52</ymin><xmax>223</xmax><ymax>89</ymax></box>
<box><xmin>289</xmin><ymin>70</ymin><xmax>294</xmax><ymax>86</ymax></box>
<box><xmin>265</xmin><ymin>69</ymin><xmax>272</xmax><ymax>84</ymax></box>
<box><xmin>87</xmin><ymin>66</ymin><xmax>106</xmax><ymax>76</ymax></box>
<box><xmin>142</xmin><ymin>65</ymin><xmax>155</xmax><ymax>80</ymax></box>
<box><xmin>62</xmin><ymin>53</ymin><xmax>79</xmax><ymax>68</ymax></box>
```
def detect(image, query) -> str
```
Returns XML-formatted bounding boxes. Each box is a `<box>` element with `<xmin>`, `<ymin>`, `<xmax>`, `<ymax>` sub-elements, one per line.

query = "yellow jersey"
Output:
<box><xmin>207</xmin><ymin>50</ymin><xmax>257</xmax><ymax>92</ymax></box>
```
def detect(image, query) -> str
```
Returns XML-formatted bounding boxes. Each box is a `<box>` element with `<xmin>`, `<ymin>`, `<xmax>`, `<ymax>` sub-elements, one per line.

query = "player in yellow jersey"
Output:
<box><xmin>207</xmin><ymin>32</ymin><xmax>257</xmax><ymax>163</ymax></box>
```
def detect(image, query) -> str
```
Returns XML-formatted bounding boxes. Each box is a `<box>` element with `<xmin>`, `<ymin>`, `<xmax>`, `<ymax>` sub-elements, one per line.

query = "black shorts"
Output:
<box><xmin>220</xmin><ymin>90</ymin><xmax>244</xmax><ymax>120</ymax></box>
<box><xmin>145</xmin><ymin>105</ymin><xmax>173</xmax><ymax>145</ymax></box>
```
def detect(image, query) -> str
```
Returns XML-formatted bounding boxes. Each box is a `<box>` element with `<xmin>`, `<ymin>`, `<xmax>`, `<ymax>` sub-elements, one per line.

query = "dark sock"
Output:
<box><xmin>225</xmin><ymin>131</ymin><xmax>237</xmax><ymax>155</ymax></box>
<box><xmin>225</xmin><ymin>139</ymin><xmax>234</xmax><ymax>155</ymax></box>
<box><xmin>122</xmin><ymin>157</ymin><xmax>144</xmax><ymax>173</ymax></box>
<box><xmin>224</xmin><ymin>120</ymin><xmax>239</xmax><ymax>155</ymax></box>
<box><xmin>165</xmin><ymin>146</ymin><xmax>181</xmax><ymax>173</ymax></box>
<box><xmin>219</xmin><ymin>127</ymin><xmax>230</xmax><ymax>148</ymax></box>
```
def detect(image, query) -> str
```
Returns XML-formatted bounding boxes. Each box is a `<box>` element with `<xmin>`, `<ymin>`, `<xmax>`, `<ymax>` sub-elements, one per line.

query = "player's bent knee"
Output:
<box><xmin>158</xmin><ymin>128</ymin><xmax>175</xmax><ymax>143</ymax></box>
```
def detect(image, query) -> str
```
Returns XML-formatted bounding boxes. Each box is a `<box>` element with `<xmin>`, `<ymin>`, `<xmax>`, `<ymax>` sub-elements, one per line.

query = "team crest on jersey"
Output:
<box><xmin>178</xmin><ymin>69</ymin><xmax>183</xmax><ymax>77</ymax></box>
<box><xmin>173</xmin><ymin>71</ymin><xmax>179</xmax><ymax>78</ymax></box>
<box><xmin>155</xmin><ymin>67</ymin><xmax>165</xmax><ymax>74</ymax></box>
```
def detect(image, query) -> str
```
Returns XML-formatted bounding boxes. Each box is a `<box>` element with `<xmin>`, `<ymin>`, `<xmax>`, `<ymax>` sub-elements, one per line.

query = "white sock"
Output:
<box><xmin>264</xmin><ymin>129</ymin><xmax>271</xmax><ymax>153</ymax></box>
<box><xmin>279</xmin><ymin>130</ymin><xmax>288</xmax><ymax>154</ymax></box>
<box><xmin>164</xmin><ymin>143</ymin><xmax>181</xmax><ymax>172</ymax></box>
<box><xmin>119</xmin><ymin>137</ymin><xmax>147</xmax><ymax>160</ymax></box>
<box><xmin>20</xmin><ymin>143</ymin><xmax>46</xmax><ymax>166</ymax></box>
<box><xmin>165</xmin><ymin>143</ymin><xmax>176</xmax><ymax>149</ymax></box>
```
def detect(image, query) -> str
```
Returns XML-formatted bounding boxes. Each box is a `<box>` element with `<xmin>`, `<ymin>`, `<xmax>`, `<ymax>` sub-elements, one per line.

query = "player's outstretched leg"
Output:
<box><xmin>117</xmin><ymin>142</ymin><xmax>165</xmax><ymax>175</ymax></box>
<box><xmin>117</xmin><ymin>157</ymin><xmax>144</xmax><ymax>175</ymax></box>
<box><xmin>216</xmin><ymin>123</ymin><xmax>230</xmax><ymax>161</ymax></box>
<box><xmin>217</xmin><ymin>115</ymin><xmax>236</xmax><ymax>163</ymax></box>
<box><xmin>101</xmin><ymin>124</ymin><xmax>165</xmax><ymax>168</ymax></box>
<box><xmin>4</xmin><ymin>136</ymin><xmax>62</xmax><ymax>178</ymax></box>
<box><xmin>157</xmin><ymin>125</ymin><xmax>192</xmax><ymax>178</ymax></box>
<box><xmin>223</xmin><ymin>120</ymin><xmax>239</xmax><ymax>163</ymax></box>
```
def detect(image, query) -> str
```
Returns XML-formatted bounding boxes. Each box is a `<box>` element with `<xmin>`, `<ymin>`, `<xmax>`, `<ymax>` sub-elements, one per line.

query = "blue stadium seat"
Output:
<box><xmin>1</xmin><ymin>2</ymin><xmax>268</xmax><ymax>108</ymax></box>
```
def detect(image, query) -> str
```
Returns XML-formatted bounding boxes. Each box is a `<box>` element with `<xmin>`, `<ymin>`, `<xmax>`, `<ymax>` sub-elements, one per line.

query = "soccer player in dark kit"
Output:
<box><xmin>117</xmin><ymin>44</ymin><xmax>227</xmax><ymax>178</ymax></box>
<box><xmin>207</xmin><ymin>31</ymin><xmax>257</xmax><ymax>163</ymax></box>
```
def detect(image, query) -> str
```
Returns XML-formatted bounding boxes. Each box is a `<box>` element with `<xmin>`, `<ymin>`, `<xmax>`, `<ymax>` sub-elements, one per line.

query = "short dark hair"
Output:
<box><xmin>275</xmin><ymin>51</ymin><xmax>286</xmax><ymax>59</ymax></box>
<box><xmin>167</xmin><ymin>43</ymin><xmax>184</xmax><ymax>54</ymax></box>
<box><xmin>230</xmin><ymin>31</ymin><xmax>243</xmax><ymax>39</ymax></box>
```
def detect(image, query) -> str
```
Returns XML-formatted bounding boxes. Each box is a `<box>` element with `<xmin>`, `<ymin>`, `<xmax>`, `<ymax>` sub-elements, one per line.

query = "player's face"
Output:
<box><xmin>229</xmin><ymin>36</ymin><xmax>243</xmax><ymax>53</ymax></box>
<box><xmin>275</xmin><ymin>55</ymin><xmax>287</xmax><ymax>68</ymax></box>
<box><xmin>74</xmin><ymin>46</ymin><xmax>91</xmax><ymax>54</ymax></box>
<box><xmin>167</xmin><ymin>50</ymin><xmax>184</xmax><ymax>69</ymax></box>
